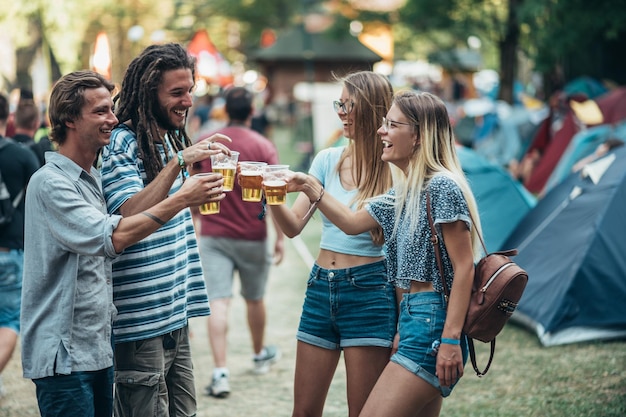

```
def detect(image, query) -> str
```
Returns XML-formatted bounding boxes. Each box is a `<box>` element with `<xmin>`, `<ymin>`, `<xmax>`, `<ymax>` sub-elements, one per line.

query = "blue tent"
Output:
<box><xmin>456</xmin><ymin>145</ymin><xmax>536</xmax><ymax>253</ymax></box>
<box><xmin>503</xmin><ymin>146</ymin><xmax>626</xmax><ymax>346</ymax></box>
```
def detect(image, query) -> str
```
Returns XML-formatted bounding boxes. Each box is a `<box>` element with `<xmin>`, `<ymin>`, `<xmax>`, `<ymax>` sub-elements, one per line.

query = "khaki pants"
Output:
<box><xmin>114</xmin><ymin>326</ymin><xmax>196</xmax><ymax>417</ymax></box>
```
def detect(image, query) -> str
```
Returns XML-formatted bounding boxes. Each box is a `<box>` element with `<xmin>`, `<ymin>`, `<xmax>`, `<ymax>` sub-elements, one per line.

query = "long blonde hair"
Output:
<box><xmin>389</xmin><ymin>90</ymin><xmax>483</xmax><ymax>261</ymax></box>
<box><xmin>336</xmin><ymin>71</ymin><xmax>394</xmax><ymax>245</ymax></box>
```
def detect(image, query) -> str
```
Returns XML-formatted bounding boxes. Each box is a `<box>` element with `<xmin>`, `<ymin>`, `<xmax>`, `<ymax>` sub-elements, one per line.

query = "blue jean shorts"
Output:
<box><xmin>0</xmin><ymin>249</ymin><xmax>23</xmax><ymax>332</ymax></box>
<box><xmin>391</xmin><ymin>291</ymin><xmax>468</xmax><ymax>397</ymax></box>
<box><xmin>297</xmin><ymin>260</ymin><xmax>397</xmax><ymax>350</ymax></box>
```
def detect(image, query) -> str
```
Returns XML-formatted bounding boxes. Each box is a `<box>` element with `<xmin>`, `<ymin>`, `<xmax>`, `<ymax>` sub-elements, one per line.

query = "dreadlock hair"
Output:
<box><xmin>114</xmin><ymin>43</ymin><xmax>196</xmax><ymax>183</ymax></box>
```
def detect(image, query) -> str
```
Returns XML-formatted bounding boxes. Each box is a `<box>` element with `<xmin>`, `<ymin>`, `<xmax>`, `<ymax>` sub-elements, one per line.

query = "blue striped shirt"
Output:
<box><xmin>101</xmin><ymin>125</ymin><xmax>210</xmax><ymax>343</ymax></box>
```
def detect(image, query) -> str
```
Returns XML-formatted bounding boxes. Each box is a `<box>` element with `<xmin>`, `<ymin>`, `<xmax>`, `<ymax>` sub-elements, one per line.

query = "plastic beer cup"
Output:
<box><xmin>211</xmin><ymin>151</ymin><xmax>239</xmax><ymax>192</ymax></box>
<box><xmin>239</xmin><ymin>161</ymin><xmax>267</xmax><ymax>202</ymax></box>
<box><xmin>194</xmin><ymin>173</ymin><xmax>222</xmax><ymax>215</ymax></box>
<box><xmin>262</xmin><ymin>165</ymin><xmax>289</xmax><ymax>205</ymax></box>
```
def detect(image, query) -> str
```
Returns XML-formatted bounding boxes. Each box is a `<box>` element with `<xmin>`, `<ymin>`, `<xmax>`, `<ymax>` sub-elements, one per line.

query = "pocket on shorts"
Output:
<box><xmin>404</xmin><ymin>301</ymin><xmax>446</xmax><ymax>341</ymax></box>
<box><xmin>306</xmin><ymin>269</ymin><xmax>318</xmax><ymax>287</ymax></box>
<box><xmin>0</xmin><ymin>258</ymin><xmax>19</xmax><ymax>288</ymax></box>
<box><xmin>349</xmin><ymin>271</ymin><xmax>388</xmax><ymax>290</ymax></box>
<box><xmin>114</xmin><ymin>370</ymin><xmax>160</xmax><ymax>414</ymax></box>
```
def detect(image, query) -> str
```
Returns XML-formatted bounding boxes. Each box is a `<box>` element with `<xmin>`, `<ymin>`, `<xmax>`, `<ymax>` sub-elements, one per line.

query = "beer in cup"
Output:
<box><xmin>239</xmin><ymin>161</ymin><xmax>267</xmax><ymax>202</ymax></box>
<box><xmin>210</xmin><ymin>151</ymin><xmax>239</xmax><ymax>192</ymax></box>
<box><xmin>194</xmin><ymin>173</ymin><xmax>222</xmax><ymax>215</ymax></box>
<box><xmin>262</xmin><ymin>164</ymin><xmax>289</xmax><ymax>205</ymax></box>
<box><xmin>199</xmin><ymin>201</ymin><xmax>220</xmax><ymax>215</ymax></box>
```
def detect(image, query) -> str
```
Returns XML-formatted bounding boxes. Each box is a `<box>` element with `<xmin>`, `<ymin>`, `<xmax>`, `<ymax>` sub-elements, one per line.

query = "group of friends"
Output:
<box><xmin>0</xmin><ymin>41</ymin><xmax>483</xmax><ymax>417</ymax></box>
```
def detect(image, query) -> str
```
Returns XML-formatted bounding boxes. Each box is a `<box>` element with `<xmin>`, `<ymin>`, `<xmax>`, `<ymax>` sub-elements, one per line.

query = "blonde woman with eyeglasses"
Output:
<box><xmin>286</xmin><ymin>90</ymin><xmax>483</xmax><ymax>417</ymax></box>
<box><xmin>268</xmin><ymin>71</ymin><xmax>396</xmax><ymax>417</ymax></box>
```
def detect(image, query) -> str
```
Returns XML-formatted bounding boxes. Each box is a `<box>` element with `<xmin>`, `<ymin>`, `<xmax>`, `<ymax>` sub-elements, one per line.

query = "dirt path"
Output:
<box><xmin>0</xmin><ymin>239</ymin><xmax>350</xmax><ymax>417</ymax></box>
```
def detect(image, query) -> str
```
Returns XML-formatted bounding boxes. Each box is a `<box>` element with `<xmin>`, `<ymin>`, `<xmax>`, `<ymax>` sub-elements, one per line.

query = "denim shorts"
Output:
<box><xmin>297</xmin><ymin>260</ymin><xmax>397</xmax><ymax>350</ymax></box>
<box><xmin>391</xmin><ymin>291</ymin><xmax>468</xmax><ymax>397</ymax></box>
<box><xmin>0</xmin><ymin>249</ymin><xmax>23</xmax><ymax>332</ymax></box>
<box><xmin>198</xmin><ymin>236</ymin><xmax>270</xmax><ymax>301</ymax></box>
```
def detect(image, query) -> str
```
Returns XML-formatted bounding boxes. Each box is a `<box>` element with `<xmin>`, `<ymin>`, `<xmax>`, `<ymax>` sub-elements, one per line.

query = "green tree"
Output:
<box><xmin>393</xmin><ymin>0</ymin><xmax>519</xmax><ymax>102</ymax></box>
<box><xmin>518</xmin><ymin>0</ymin><xmax>626</xmax><ymax>94</ymax></box>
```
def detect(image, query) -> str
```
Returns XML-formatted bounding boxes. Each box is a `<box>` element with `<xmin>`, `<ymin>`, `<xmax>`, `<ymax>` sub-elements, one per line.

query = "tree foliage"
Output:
<box><xmin>518</xmin><ymin>0</ymin><xmax>626</xmax><ymax>72</ymax></box>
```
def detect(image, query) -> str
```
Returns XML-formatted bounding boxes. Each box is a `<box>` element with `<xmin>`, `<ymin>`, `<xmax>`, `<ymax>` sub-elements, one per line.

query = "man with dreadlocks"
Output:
<box><xmin>100</xmin><ymin>43</ymin><xmax>232</xmax><ymax>417</ymax></box>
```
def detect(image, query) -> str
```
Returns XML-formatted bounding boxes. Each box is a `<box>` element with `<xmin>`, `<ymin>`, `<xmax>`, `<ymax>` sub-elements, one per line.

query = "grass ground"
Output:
<box><xmin>1</xmin><ymin>125</ymin><xmax>624</xmax><ymax>416</ymax></box>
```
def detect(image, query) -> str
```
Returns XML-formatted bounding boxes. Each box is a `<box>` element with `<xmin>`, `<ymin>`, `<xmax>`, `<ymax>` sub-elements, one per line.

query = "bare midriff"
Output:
<box><xmin>316</xmin><ymin>249</ymin><xmax>385</xmax><ymax>270</ymax></box>
<box><xmin>409</xmin><ymin>280</ymin><xmax>434</xmax><ymax>293</ymax></box>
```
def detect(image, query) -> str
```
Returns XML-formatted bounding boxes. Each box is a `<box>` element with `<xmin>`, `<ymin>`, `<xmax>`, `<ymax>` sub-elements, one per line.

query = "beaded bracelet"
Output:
<box><xmin>302</xmin><ymin>187</ymin><xmax>325</xmax><ymax>220</ymax></box>
<box><xmin>441</xmin><ymin>337</ymin><xmax>461</xmax><ymax>345</ymax></box>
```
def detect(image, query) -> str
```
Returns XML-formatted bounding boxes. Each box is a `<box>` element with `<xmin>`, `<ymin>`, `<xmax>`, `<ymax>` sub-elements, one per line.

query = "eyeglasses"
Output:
<box><xmin>333</xmin><ymin>99</ymin><xmax>354</xmax><ymax>114</ymax></box>
<box><xmin>381</xmin><ymin>117</ymin><xmax>412</xmax><ymax>133</ymax></box>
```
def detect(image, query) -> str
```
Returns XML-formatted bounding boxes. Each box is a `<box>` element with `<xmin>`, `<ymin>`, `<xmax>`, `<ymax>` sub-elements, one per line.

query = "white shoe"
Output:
<box><xmin>253</xmin><ymin>345</ymin><xmax>281</xmax><ymax>375</ymax></box>
<box><xmin>206</xmin><ymin>372</ymin><xmax>230</xmax><ymax>398</ymax></box>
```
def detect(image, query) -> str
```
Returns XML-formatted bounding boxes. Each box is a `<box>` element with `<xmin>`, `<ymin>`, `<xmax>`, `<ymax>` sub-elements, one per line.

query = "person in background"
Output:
<box><xmin>0</xmin><ymin>92</ymin><xmax>39</xmax><ymax>398</ymax></box>
<box><xmin>268</xmin><ymin>71</ymin><xmax>396</xmax><ymax>417</ymax></box>
<box><xmin>20</xmin><ymin>70</ymin><xmax>225</xmax><ymax>417</ymax></box>
<box><xmin>11</xmin><ymin>99</ymin><xmax>50</xmax><ymax>167</ymax></box>
<box><xmin>286</xmin><ymin>90</ymin><xmax>482</xmax><ymax>417</ymax></box>
<box><xmin>100</xmin><ymin>43</ymin><xmax>231</xmax><ymax>417</ymax></box>
<box><xmin>193</xmin><ymin>86</ymin><xmax>284</xmax><ymax>399</ymax></box>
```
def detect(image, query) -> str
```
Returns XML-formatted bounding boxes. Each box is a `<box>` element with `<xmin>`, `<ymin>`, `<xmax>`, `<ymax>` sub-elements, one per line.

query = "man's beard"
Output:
<box><xmin>154</xmin><ymin>102</ymin><xmax>185</xmax><ymax>132</ymax></box>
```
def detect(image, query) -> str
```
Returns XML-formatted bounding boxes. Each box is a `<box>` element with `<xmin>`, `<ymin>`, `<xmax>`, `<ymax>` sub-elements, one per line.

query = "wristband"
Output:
<box><xmin>441</xmin><ymin>337</ymin><xmax>461</xmax><ymax>345</ymax></box>
<box><xmin>177</xmin><ymin>150</ymin><xmax>186</xmax><ymax>169</ymax></box>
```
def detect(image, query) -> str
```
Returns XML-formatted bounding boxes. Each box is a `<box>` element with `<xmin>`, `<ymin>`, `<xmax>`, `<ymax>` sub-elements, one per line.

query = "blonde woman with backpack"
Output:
<box><xmin>284</xmin><ymin>90</ymin><xmax>482</xmax><ymax>417</ymax></box>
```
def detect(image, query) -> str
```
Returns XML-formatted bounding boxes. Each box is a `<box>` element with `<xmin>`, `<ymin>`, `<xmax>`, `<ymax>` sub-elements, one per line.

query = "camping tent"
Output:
<box><xmin>524</xmin><ymin>87</ymin><xmax>626</xmax><ymax>194</ymax></box>
<box><xmin>503</xmin><ymin>146</ymin><xmax>626</xmax><ymax>346</ymax></box>
<box><xmin>456</xmin><ymin>145</ymin><xmax>536</xmax><ymax>253</ymax></box>
<box><xmin>544</xmin><ymin>121</ymin><xmax>626</xmax><ymax>193</ymax></box>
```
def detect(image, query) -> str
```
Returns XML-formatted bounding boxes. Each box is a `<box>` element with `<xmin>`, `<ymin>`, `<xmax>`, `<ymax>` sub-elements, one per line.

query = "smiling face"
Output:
<box><xmin>154</xmin><ymin>68</ymin><xmax>194</xmax><ymax>132</ymax></box>
<box><xmin>336</xmin><ymin>86</ymin><xmax>355</xmax><ymax>139</ymax></box>
<box><xmin>378</xmin><ymin>103</ymin><xmax>418</xmax><ymax>172</ymax></box>
<box><xmin>68</xmin><ymin>86</ymin><xmax>118</xmax><ymax>152</ymax></box>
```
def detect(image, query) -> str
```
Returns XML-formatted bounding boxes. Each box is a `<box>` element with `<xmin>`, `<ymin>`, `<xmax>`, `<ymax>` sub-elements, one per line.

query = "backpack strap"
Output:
<box><xmin>426</xmin><ymin>191</ymin><xmax>448</xmax><ymax>300</ymax></box>
<box><xmin>468</xmin><ymin>338</ymin><xmax>496</xmax><ymax>377</ymax></box>
<box><xmin>0</xmin><ymin>138</ymin><xmax>26</xmax><ymax>208</ymax></box>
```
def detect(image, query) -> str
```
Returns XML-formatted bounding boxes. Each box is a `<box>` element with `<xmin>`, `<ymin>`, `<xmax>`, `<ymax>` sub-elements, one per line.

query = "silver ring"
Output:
<box><xmin>207</xmin><ymin>142</ymin><xmax>212</xmax><ymax>150</ymax></box>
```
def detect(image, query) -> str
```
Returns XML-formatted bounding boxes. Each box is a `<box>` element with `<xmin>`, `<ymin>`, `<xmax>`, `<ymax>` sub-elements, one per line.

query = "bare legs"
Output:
<box><xmin>291</xmin><ymin>341</ymin><xmax>391</xmax><ymax>417</ymax></box>
<box><xmin>207</xmin><ymin>297</ymin><xmax>268</xmax><ymax>366</ymax></box>
<box><xmin>359</xmin><ymin>361</ymin><xmax>442</xmax><ymax>417</ymax></box>
<box><xmin>0</xmin><ymin>327</ymin><xmax>17</xmax><ymax>373</ymax></box>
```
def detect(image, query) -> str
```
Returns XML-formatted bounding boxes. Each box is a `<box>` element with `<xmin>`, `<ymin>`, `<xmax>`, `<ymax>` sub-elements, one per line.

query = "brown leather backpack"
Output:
<box><xmin>427</xmin><ymin>192</ymin><xmax>528</xmax><ymax>376</ymax></box>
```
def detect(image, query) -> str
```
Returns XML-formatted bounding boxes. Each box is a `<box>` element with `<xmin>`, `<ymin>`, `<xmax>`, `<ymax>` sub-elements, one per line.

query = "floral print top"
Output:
<box><xmin>366</xmin><ymin>174</ymin><xmax>472</xmax><ymax>292</ymax></box>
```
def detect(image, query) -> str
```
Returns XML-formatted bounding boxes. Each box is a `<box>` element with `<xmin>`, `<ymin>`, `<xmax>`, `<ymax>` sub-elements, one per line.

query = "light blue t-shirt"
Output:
<box><xmin>309</xmin><ymin>146</ymin><xmax>384</xmax><ymax>257</ymax></box>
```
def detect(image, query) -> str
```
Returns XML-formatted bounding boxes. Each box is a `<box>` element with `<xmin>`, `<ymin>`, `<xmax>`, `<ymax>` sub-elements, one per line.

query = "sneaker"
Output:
<box><xmin>253</xmin><ymin>345</ymin><xmax>281</xmax><ymax>375</ymax></box>
<box><xmin>205</xmin><ymin>372</ymin><xmax>230</xmax><ymax>398</ymax></box>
